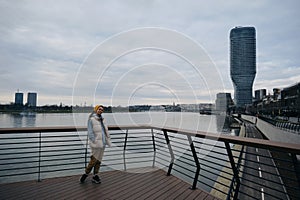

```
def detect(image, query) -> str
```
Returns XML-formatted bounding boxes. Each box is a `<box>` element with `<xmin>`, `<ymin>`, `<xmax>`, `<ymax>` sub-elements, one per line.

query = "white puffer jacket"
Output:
<box><xmin>88</xmin><ymin>114</ymin><xmax>111</xmax><ymax>149</ymax></box>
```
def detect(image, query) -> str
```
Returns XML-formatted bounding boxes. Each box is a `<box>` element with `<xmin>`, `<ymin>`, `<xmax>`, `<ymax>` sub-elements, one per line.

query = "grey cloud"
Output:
<box><xmin>0</xmin><ymin>0</ymin><xmax>299</xmax><ymax>105</ymax></box>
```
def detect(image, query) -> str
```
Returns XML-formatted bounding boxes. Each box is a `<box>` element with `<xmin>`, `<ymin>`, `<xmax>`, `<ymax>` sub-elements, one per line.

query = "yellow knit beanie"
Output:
<box><xmin>94</xmin><ymin>105</ymin><xmax>102</xmax><ymax>112</ymax></box>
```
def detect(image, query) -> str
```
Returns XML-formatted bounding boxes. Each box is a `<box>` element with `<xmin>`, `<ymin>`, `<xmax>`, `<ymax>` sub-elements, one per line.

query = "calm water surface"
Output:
<box><xmin>0</xmin><ymin>112</ymin><xmax>235</xmax><ymax>135</ymax></box>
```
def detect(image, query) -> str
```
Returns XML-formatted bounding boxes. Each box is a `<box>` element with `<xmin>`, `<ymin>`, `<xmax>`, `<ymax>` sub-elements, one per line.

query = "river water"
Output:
<box><xmin>0</xmin><ymin>112</ymin><xmax>236</xmax><ymax>135</ymax></box>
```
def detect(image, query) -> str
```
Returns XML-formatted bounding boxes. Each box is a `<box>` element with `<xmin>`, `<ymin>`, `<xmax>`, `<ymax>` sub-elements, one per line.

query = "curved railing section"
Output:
<box><xmin>0</xmin><ymin>125</ymin><xmax>299</xmax><ymax>200</ymax></box>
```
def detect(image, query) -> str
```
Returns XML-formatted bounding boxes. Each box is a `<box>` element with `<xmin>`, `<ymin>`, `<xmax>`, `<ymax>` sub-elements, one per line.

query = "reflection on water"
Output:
<box><xmin>5</xmin><ymin>113</ymin><xmax>37</xmax><ymax>128</ymax></box>
<box><xmin>14</xmin><ymin>113</ymin><xmax>37</xmax><ymax>127</ymax></box>
<box><xmin>0</xmin><ymin>113</ymin><xmax>88</xmax><ymax>128</ymax></box>
<box><xmin>0</xmin><ymin>112</ymin><xmax>239</xmax><ymax>135</ymax></box>
<box><xmin>215</xmin><ymin>114</ymin><xmax>238</xmax><ymax>135</ymax></box>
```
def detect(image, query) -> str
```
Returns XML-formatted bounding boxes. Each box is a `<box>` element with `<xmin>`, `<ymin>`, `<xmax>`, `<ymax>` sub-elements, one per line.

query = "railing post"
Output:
<box><xmin>151</xmin><ymin>128</ymin><xmax>156</xmax><ymax>152</ymax></box>
<box><xmin>163</xmin><ymin>129</ymin><xmax>174</xmax><ymax>176</ymax></box>
<box><xmin>123</xmin><ymin>151</ymin><xmax>127</xmax><ymax>171</ymax></box>
<box><xmin>151</xmin><ymin>128</ymin><xmax>156</xmax><ymax>168</ymax></box>
<box><xmin>124</xmin><ymin>129</ymin><xmax>128</xmax><ymax>151</ymax></box>
<box><xmin>38</xmin><ymin>131</ymin><xmax>42</xmax><ymax>182</ymax></box>
<box><xmin>187</xmin><ymin>135</ymin><xmax>200</xmax><ymax>190</ymax></box>
<box><xmin>85</xmin><ymin>130</ymin><xmax>88</xmax><ymax>168</ymax></box>
<box><xmin>291</xmin><ymin>153</ymin><xmax>300</xmax><ymax>190</ymax></box>
<box><xmin>123</xmin><ymin>129</ymin><xmax>129</xmax><ymax>170</ymax></box>
<box><xmin>225</xmin><ymin>142</ymin><xmax>240</xmax><ymax>200</ymax></box>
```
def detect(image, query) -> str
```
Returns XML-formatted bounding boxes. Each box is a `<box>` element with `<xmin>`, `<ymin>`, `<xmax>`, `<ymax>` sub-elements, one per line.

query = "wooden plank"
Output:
<box><xmin>0</xmin><ymin>169</ymin><xmax>220</xmax><ymax>200</ymax></box>
<box><xmin>158</xmin><ymin>179</ymin><xmax>187</xmax><ymax>200</ymax></box>
<box><xmin>107</xmin><ymin>170</ymin><xmax>165</xmax><ymax>199</ymax></box>
<box><xmin>140</xmin><ymin>175</ymin><xmax>183</xmax><ymax>200</ymax></box>
<box><xmin>72</xmin><ymin>170</ymin><xmax>124</xmax><ymax>199</ymax></box>
<box><xmin>80</xmin><ymin>170</ymin><xmax>158</xmax><ymax>199</ymax></box>
<box><xmin>102</xmin><ymin>170</ymin><xmax>162</xmax><ymax>199</ymax></box>
<box><xmin>186</xmin><ymin>189</ymin><xmax>207</xmax><ymax>200</ymax></box>
<box><xmin>143</xmin><ymin>175</ymin><xmax>192</xmax><ymax>200</ymax></box>
<box><xmin>76</xmin><ymin>170</ymin><xmax>136</xmax><ymax>199</ymax></box>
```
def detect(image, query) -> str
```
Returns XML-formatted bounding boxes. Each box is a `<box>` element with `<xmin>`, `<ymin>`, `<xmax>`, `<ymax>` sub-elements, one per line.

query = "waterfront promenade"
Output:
<box><xmin>238</xmin><ymin>121</ymin><xmax>299</xmax><ymax>200</ymax></box>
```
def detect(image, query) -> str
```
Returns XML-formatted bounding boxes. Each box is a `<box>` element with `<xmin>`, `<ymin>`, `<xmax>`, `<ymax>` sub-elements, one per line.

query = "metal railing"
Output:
<box><xmin>0</xmin><ymin>125</ymin><xmax>299</xmax><ymax>200</ymax></box>
<box><xmin>258</xmin><ymin>115</ymin><xmax>300</xmax><ymax>134</ymax></box>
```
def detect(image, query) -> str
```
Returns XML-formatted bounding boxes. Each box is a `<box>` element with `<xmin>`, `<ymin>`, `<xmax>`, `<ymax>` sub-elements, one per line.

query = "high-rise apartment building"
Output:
<box><xmin>27</xmin><ymin>92</ymin><xmax>37</xmax><ymax>107</ymax></box>
<box><xmin>15</xmin><ymin>92</ymin><xmax>23</xmax><ymax>105</ymax></box>
<box><xmin>230</xmin><ymin>26</ymin><xmax>256</xmax><ymax>108</ymax></box>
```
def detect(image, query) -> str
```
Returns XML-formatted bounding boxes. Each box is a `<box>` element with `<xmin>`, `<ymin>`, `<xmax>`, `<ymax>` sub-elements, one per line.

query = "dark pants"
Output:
<box><xmin>85</xmin><ymin>155</ymin><xmax>101</xmax><ymax>174</ymax></box>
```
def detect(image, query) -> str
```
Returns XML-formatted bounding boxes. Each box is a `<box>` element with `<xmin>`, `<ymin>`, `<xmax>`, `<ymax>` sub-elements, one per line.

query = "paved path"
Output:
<box><xmin>238</xmin><ymin>121</ymin><xmax>290</xmax><ymax>200</ymax></box>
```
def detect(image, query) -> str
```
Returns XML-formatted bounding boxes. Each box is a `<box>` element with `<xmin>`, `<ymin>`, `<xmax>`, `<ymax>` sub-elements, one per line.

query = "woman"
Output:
<box><xmin>80</xmin><ymin>105</ymin><xmax>111</xmax><ymax>184</ymax></box>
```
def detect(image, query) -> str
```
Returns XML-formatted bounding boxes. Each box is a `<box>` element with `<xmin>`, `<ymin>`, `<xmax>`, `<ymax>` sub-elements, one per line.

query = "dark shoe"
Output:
<box><xmin>80</xmin><ymin>174</ymin><xmax>88</xmax><ymax>183</ymax></box>
<box><xmin>92</xmin><ymin>175</ymin><xmax>101</xmax><ymax>184</ymax></box>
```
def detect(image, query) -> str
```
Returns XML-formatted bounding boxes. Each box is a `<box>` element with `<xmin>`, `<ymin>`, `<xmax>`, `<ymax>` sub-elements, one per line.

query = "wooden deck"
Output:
<box><xmin>0</xmin><ymin>168</ymin><xmax>220</xmax><ymax>200</ymax></box>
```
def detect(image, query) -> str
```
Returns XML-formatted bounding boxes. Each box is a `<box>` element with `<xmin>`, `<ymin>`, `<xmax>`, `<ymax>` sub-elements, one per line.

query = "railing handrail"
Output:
<box><xmin>0</xmin><ymin>126</ymin><xmax>86</xmax><ymax>133</ymax></box>
<box><xmin>152</xmin><ymin>125</ymin><xmax>300</xmax><ymax>154</ymax></box>
<box><xmin>1</xmin><ymin>125</ymin><xmax>300</xmax><ymax>154</ymax></box>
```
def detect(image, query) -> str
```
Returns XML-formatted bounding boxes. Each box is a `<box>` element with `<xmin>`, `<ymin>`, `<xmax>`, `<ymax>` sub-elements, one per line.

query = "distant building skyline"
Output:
<box><xmin>14</xmin><ymin>91</ymin><xmax>37</xmax><ymax>107</ymax></box>
<box><xmin>230</xmin><ymin>26</ymin><xmax>256</xmax><ymax>108</ymax></box>
<box><xmin>9</xmin><ymin>81</ymin><xmax>299</xmax><ymax>108</ymax></box>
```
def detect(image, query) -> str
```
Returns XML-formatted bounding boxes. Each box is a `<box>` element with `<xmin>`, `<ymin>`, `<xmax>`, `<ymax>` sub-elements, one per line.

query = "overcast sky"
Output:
<box><xmin>0</xmin><ymin>0</ymin><xmax>299</xmax><ymax>106</ymax></box>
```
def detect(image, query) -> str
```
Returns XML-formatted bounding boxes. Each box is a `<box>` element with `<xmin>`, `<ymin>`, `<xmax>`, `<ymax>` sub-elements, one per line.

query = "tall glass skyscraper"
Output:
<box><xmin>230</xmin><ymin>26</ymin><xmax>256</xmax><ymax>108</ymax></box>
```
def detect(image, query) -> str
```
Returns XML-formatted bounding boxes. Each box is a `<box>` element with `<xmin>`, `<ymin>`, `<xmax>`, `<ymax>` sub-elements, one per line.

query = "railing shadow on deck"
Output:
<box><xmin>0</xmin><ymin>125</ymin><xmax>300</xmax><ymax>200</ymax></box>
